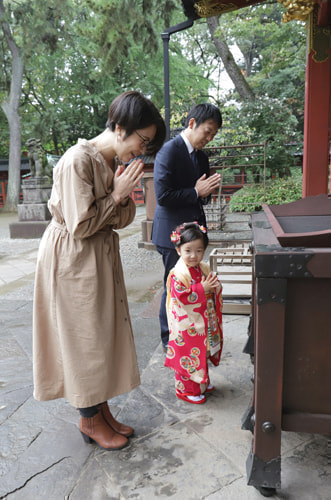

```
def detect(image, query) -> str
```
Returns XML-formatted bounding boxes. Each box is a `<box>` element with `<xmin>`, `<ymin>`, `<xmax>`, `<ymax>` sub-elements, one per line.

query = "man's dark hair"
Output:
<box><xmin>106</xmin><ymin>91</ymin><xmax>166</xmax><ymax>155</ymax></box>
<box><xmin>185</xmin><ymin>103</ymin><xmax>222</xmax><ymax>129</ymax></box>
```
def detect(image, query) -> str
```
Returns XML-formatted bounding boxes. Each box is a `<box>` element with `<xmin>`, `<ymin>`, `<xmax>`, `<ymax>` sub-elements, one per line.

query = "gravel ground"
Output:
<box><xmin>0</xmin><ymin>206</ymin><xmax>161</xmax><ymax>272</ymax></box>
<box><xmin>0</xmin><ymin>237</ymin><xmax>40</xmax><ymax>259</ymax></box>
<box><xmin>0</xmin><ymin>210</ymin><xmax>164</xmax><ymax>302</ymax></box>
<box><xmin>1</xmin><ymin>207</ymin><xmax>250</xmax><ymax>301</ymax></box>
<box><xmin>119</xmin><ymin>232</ymin><xmax>162</xmax><ymax>279</ymax></box>
<box><xmin>0</xmin><ymin>229</ymin><xmax>162</xmax><ymax>277</ymax></box>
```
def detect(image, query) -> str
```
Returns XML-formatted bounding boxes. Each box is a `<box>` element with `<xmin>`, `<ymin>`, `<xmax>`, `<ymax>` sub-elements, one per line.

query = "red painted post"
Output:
<box><xmin>302</xmin><ymin>5</ymin><xmax>331</xmax><ymax>197</ymax></box>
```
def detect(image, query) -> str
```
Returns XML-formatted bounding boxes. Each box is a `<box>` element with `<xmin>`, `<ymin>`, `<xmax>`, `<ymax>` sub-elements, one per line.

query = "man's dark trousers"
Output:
<box><xmin>156</xmin><ymin>246</ymin><xmax>179</xmax><ymax>349</ymax></box>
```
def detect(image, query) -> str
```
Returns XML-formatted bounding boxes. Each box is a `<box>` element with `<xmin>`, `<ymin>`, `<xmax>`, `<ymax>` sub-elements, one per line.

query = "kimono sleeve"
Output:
<box><xmin>170</xmin><ymin>274</ymin><xmax>206</xmax><ymax>308</ymax></box>
<box><xmin>168</xmin><ymin>274</ymin><xmax>207</xmax><ymax>337</ymax></box>
<box><xmin>166</xmin><ymin>273</ymin><xmax>209</xmax><ymax>385</ymax></box>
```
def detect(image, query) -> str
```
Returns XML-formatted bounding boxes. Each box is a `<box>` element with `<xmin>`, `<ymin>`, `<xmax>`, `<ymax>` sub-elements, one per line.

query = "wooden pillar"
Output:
<box><xmin>302</xmin><ymin>3</ymin><xmax>331</xmax><ymax>197</ymax></box>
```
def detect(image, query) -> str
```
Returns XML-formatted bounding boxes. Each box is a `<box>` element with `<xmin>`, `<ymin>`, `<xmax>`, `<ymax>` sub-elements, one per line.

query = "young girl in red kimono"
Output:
<box><xmin>165</xmin><ymin>222</ymin><xmax>223</xmax><ymax>404</ymax></box>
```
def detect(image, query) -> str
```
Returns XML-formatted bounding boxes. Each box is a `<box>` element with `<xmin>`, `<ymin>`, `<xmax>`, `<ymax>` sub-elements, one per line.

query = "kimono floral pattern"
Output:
<box><xmin>165</xmin><ymin>261</ymin><xmax>223</xmax><ymax>385</ymax></box>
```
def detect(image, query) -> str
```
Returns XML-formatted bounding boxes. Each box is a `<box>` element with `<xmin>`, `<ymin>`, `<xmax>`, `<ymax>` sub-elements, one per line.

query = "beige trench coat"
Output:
<box><xmin>33</xmin><ymin>139</ymin><xmax>141</xmax><ymax>408</ymax></box>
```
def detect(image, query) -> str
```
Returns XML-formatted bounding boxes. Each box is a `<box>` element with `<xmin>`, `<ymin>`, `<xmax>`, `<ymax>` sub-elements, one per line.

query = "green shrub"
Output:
<box><xmin>220</xmin><ymin>97</ymin><xmax>303</xmax><ymax>178</ymax></box>
<box><xmin>229</xmin><ymin>173</ymin><xmax>302</xmax><ymax>212</ymax></box>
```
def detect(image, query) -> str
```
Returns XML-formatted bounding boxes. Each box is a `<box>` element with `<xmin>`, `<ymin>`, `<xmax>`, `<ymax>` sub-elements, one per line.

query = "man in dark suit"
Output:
<box><xmin>152</xmin><ymin>103</ymin><xmax>223</xmax><ymax>351</ymax></box>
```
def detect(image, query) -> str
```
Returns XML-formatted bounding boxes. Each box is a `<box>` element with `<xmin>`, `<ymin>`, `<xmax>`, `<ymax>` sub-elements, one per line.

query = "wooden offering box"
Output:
<box><xmin>243</xmin><ymin>194</ymin><xmax>331</xmax><ymax>496</ymax></box>
<box><xmin>262</xmin><ymin>194</ymin><xmax>331</xmax><ymax>247</ymax></box>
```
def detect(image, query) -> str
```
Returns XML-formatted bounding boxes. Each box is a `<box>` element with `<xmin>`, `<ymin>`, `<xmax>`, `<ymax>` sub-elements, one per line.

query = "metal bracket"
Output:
<box><xmin>243</xmin><ymin>333</ymin><xmax>254</xmax><ymax>355</ymax></box>
<box><xmin>243</xmin><ymin>314</ymin><xmax>254</xmax><ymax>355</ymax></box>
<box><xmin>256</xmin><ymin>252</ymin><xmax>313</xmax><ymax>278</ymax></box>
<box><xmin>257</xmin><ymin>278</ymin><xmax>287</xmax><ymax>306</ymax></box>
<box><xmin>241</xmin><ymin>402</ymin><xmax>255</xmax><ymax>433</ymax></box>
<box><xmin>246</xmin><ymin>444</ymin><xmax>281</xmax><ymax>489</ymax></box>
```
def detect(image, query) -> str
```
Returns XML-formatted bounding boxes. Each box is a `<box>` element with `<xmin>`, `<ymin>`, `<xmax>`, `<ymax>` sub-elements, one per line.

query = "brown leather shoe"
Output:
<box><xmin>100</xmin><ymin>401</ymin><xmax>134</xmax><ymax>437</ymax></box>
<box><xmin>79</xmin><ymin>411</ymin><xmax>128</xmax><ymax>450</ymax></box>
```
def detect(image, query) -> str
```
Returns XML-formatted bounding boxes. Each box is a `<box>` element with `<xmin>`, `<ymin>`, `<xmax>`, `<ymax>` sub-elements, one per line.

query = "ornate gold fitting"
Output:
<box><xmin>277</xmin><ymin>0</ymin><xmax>315</xmax><ymax>23</ymax></box>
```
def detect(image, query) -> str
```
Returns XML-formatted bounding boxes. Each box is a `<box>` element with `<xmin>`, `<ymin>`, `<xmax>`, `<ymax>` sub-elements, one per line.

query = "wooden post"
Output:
<box><xmin>302</xmin><ymin>4</ymin><xmax>331</xmax><ymax>197</ymax></box>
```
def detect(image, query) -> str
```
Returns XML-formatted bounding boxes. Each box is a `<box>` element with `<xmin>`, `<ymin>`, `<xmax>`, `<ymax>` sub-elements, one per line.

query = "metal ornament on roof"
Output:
<box><xmin>194</xmin><ymin>0</ymin><xmax>237</xmax><ymax>17</ymax></box>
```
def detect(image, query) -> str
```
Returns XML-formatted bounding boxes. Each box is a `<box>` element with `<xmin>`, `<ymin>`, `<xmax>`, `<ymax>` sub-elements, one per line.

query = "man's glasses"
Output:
<box><xmin>135</xmin><ymin>130</ymin><xmax>152</xmax><ymax>147</ymax></box>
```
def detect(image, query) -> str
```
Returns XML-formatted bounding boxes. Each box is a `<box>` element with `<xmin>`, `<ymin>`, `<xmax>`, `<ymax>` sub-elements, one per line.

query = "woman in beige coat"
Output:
<box><xmin>33</xmin><ymin>91</ymin><xmax>165</xmax><ymax>450</ymax></box>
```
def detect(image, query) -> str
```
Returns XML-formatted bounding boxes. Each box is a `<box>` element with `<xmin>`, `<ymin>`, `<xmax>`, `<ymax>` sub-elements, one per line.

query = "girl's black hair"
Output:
<box><xmin>106</xmin><ymin>90</ymin><xmax>166</xmax><ymax>155</ymax></box>
<box><xmin>173</xmin><ymin>222</ymin><xmax>209</xmax><ymax>249</ymax></box>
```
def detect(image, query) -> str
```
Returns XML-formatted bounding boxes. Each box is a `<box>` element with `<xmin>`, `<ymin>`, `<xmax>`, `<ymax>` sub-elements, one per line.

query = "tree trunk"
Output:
<box><xmin>207</xmin><ymin>16</ymin><xmax>255</xmax><ymax>102</ymax></box>
<box><xmin>243</xmin><ymin>49</ymin><xmax>254</xmax><ymax>77</ymax></box>
<box><xmin>0</xmin><ymin>0</ymin><xmax>24</xmax><ymax>212</ymax></box>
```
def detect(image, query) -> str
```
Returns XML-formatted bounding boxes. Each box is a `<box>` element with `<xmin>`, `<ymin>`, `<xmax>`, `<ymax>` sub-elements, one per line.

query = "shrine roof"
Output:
<box><xmin>181</xmin><ymin>0</ymin><xmax>329</xmax><ymax>25</ymax></box>
<box><xmin>181</xmin><ymin>0</ymin><xmax>264</xmax><ymax>20</ymax></box>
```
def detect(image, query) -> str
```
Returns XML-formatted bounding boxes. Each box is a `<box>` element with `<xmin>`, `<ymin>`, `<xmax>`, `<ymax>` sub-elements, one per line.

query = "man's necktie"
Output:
<box><xmin>191</xmin><ymin>150</ymin><xmax>205</xmax><ymax>215</ymax></box>
<box><xmin>191</xmin><ymin>150</ymin><xmax>199</xmax><ymax>177</ymax></box>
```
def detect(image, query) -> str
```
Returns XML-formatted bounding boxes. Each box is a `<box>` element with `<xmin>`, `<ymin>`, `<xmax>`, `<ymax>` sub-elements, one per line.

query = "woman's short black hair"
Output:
<box><xmin>106</xmin><ymin>90</ymin><xmax>166</xmax><ymax>155</ymax></box>
<box><xmin>185</xmin><ymin>103</ymin><xmax>222</xmax><ymax>129</ymax></box>
<box><xmin>172</xmin><ymin>222</ymin><xmax>209</xmax><ymax>249</ymax></box>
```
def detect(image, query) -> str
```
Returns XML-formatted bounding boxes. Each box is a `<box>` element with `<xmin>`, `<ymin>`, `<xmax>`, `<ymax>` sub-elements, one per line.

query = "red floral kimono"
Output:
<box><xmin>165</xmin><ymin>258</ymin><xmax>223</xmax><ymax>394</ymax></box>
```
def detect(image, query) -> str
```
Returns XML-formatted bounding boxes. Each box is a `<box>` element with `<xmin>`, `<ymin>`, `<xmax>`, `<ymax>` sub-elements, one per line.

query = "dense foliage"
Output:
<box><xmin>221</xmin><ymin>97</ymin><xmax>302</xmax><ymax>177</ymax></box>
<box><xmin>1</xmin><ymin>1</ymin><xmax>306</xmax><ymax>156</ymax></box>
<box><xmin>229</xmin><ymin>170</ymin><xmax>303</xmax><ymax>212</ymax></box>
<box><xmin>1</xmin><ymin>0</ymin><xmax>306</xmax><ymax>209</ymax></box>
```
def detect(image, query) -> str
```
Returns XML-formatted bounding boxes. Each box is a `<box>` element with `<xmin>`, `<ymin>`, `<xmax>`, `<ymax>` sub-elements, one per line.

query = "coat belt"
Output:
<box><xmin>50</xmin><ymin>219</ymin><xmax>120</xmax><ymax>276</ymax></box>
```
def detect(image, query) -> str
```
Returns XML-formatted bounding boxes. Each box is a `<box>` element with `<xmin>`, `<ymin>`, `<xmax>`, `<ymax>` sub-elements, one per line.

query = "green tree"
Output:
<box><xmin>204</xmin><ymin>2</ymin><xmax>306</xmax><ymax>105</ymax></box>
<box><xmin>21</xmin><ymin>41</ymin><xmax>122</xmax><ymax>154</ymax></box>
<box><xmin>206</xmin><ymin>15</ymin><xmax>255</xmax><ymax>101</ymax></box>
<box><xmin>1</xmin><ymin>0</ymin><xmax>24</xmax><ymax>211</ymax></box>
<box><xmin>3</xmin><ymin>0</ymin><xmax>211</xmax><ymax>159</ymax></box>
<box><xmin>0</xmin><ymin>0</ymin><xmax>74</xmax><ymax>210</ymax></box>
<box><xmin>1</xmin><ymin>0</ymin><xmax>307</xmax><ymax>213</ymax></box>
<box><xmin>223</xmin><ymin>2</ymin><xmax>306</xmax><ymax>129</ymax></box>
<box><xmin>193</xmin><ymin>2</ymin><xmax>306</xmax><ymax>176</ymax></box>
<box><xmin>223</xmin><ymin>97</ymin><xmax>302</xmax><ymax>178</ymax></box>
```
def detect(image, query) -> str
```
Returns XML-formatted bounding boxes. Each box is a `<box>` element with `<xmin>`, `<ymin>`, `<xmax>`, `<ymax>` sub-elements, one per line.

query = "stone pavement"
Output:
<box><xmin>0</xmin><ymin>209</ymin><xmax>330</xmax><ymax>500</ymax></box>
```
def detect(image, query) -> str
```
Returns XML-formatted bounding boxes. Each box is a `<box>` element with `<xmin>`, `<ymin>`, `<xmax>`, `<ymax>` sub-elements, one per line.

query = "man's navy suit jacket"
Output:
<box><xmin>152</xmin><ymin>134</ymin><xmax>209</xmax><ymax>249</ymax></box>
